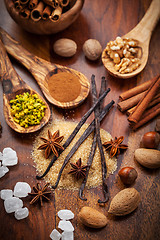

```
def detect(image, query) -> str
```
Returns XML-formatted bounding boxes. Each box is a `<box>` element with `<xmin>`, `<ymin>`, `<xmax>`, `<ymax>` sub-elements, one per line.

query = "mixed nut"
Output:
<box><xmin>104</xmin><ymin>36</ymin><xmax>142</xmax><ymax>74</ymax></box>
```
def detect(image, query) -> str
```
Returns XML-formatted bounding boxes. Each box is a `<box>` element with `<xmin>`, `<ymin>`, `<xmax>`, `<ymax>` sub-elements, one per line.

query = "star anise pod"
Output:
<box><xmin>38</xmin><ymin>130</ymin><xmax>64</xmax><ymax>158</ymax></box>
<box><xmin>103</xmin><ymin>136</ymin><xmax>128</xmax><ymax>158</ymax></box>
<box><xmin>68</xmin><ymin>158</ymin><xmax>88</xmax><ymax>179</ymax></box>
<box><xmin>28</xmin><ymin>183</ymin><xmax>51</xmax><ymax>206</ymax></box>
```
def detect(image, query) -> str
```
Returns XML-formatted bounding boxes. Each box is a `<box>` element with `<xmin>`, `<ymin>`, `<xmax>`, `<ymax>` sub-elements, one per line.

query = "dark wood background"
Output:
<box><xmin>0</xmin><ymin>0</ymin><xmax>160</xmax><ymax>239</ymax></box>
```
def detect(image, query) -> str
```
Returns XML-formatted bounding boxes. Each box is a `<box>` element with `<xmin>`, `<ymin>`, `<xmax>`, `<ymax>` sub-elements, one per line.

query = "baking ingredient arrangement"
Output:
<box><xmin>0</xmin><ymin>0</ymin><xmax>160</xmax><ymax>239</ymax></box>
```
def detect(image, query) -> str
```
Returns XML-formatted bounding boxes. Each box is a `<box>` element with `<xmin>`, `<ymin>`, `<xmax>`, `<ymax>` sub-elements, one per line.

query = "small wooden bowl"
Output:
<box><xmin>4</xmin><ymin>0</ymin><xmax>84</xmax><ymax>34</ymax></box>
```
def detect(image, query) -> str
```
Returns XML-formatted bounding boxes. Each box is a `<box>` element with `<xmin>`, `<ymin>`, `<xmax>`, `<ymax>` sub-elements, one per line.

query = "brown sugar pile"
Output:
<box><xmin>32</xmin><ymin>119</ymin><xmax>117</xmax><ymax>190</ymax></box>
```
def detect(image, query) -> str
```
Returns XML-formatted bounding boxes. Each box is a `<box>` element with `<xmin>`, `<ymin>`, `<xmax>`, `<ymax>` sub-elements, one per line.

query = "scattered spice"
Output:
<box><xmin>32</xmin><ymin>119</ymin><xmax>117</xmax><ymax>190</ymax></box>
<box><xmin>36</xmin><ymin>89</ymin><xmax>111</xmax><ymax>180</ymax></box>
<box><xmin>52</xmin><ymin>100</ymin><xmax>114</xmax><ymax>190</ymax></box>
<box><xmin>10</xmin><ymin>92</ymin><xmax>46</xmax><ymax>128</ymax></box>
<box><xmin>47</xmin><ymin>72</ymin><xmax>81</xmax><ymax>102</ymax></box>
<box><xmin>68</xmin><ymin>158</ymin><xmax>88</xmax><ymax>179</ymax></box>
<box><xmin>38</xmin><ymin>130</ymin><xmax>64</xmax><ymax>158</ymax></box>
<box><xmin>28</xmin><ymin>183</ymin><xmax>51</xmax><ymax>206</ymax></box>
<box><xmin>103</xmin><ymin>136</ymin><xmax>128</xmax><ymax>158</ymax></box>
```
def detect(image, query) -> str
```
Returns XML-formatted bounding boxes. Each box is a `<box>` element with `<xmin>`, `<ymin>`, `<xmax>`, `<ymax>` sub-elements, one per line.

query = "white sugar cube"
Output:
<box><xmin>2</xmin><ymin>147</ymin><xmax>18</xmax><ymax>166</ymax></box>
<box><xmin>58</xmin><ymin>209</ymin><xmax>74</xmax><ymax>220</ymax></box>
<box><xmin>4</xmin><ymin>197</ymin><xmax>23</xmax><ymax>213</ymax></box>
<box><xmin>0</xmin><ymin>189</ymin><xmax>13</xmax><ymax>200</ymax></box>
<box><xmin>14</xmin><ymin>182</ymin><xmax>31</xmax><ymax>198</ymax></box>
<box><xmin>14</xmin><ymin>207</ymin><xmax>29</xmax><ymax>220</ymax></box>
<box><xmin>50</xmin><ymin>229</ymin><xmax>62</xmax><ymax>240</ymax></box>
<box><xmin>58</xmin><ymin>220</ymin><xmax>74</xmax><ymax>232</ymax></box>
<box><xmin>62</xmin><ymin>231</ymin><xmax>74</xmax><ymax>240</ymax></box>
<box><xmin>0</xmin><ymin>166</ymin><xmax>9</xmax><ymax>178</ymax></box>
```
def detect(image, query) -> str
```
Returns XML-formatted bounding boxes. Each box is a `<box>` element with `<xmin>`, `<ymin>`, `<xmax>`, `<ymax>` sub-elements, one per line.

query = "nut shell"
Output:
<box><xmin>141</xmin><ymin>131</ymin><xmax>160</xmax><ymax>149</ymax></box>
<box><xmin>78</xmin><ymin>206</ymin><xmax>108</xmax><ymax>228</ymax></box>
<box><xmin>53</xmin><ymin>38</ymin><xmax>77</xmax><ymax>57</ymax></box>
<box><xmin>83</xmin><ymin>39</ymin><xmax>102</xmax><ymax>60</ymax></box>
<box><xmin>135</xmin><ymin>148</ymin><xmax>160</xmax><ymax>169</ymax></box>
<box><xmin>118</xmin><ymin>167</ymin><xmax>138</xmax><ymax>185</ymax></box>
<box><xmin>108</xmin><ymin>188</ymin><xmax>140</xmax><ymax>216</ymax></box>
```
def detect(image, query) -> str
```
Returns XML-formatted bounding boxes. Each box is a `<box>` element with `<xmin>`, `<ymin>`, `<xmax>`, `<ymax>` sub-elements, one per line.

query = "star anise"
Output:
<box><xmin>103</xmin><ymin>136</ymin><xmax>128</xmax><ymax>158</ymax></box>
<box><xmin>38</xmin><ymin>130</ymin><xmax>64</xmax><ymax>158</ymax></box>
<box><xmin>28</xmin><ymin>183</ymin><xmax>51</xmax><ymax>206</ymax></box>
<box><xmin>68</xmin><ymin>158</ymin><xmax>88</xmax><ymax>179</ymax></box>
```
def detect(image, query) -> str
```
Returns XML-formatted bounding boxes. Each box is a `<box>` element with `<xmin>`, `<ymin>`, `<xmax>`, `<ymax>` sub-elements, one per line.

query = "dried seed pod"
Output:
<box><xmin>118</xmin><ymin>167</ymin><xmax>138</xmax><ymax>185</ymax></box>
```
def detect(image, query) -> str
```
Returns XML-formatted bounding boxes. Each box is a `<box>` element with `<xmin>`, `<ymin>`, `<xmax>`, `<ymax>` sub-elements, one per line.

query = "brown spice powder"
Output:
<box><xmin>47</xmin><ymin>72</ymin><xmax>81</xmax><ymax>102</ymax></box>
<box><xmin>32</xmin><ymin>119</ymin><xmax>117</xmax><ymax>190</ymax></box>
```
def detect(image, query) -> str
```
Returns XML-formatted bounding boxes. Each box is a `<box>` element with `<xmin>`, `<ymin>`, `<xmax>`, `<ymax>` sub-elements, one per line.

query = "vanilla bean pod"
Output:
<box><xmin>91</xmin><ymin>75</ymin><xmax>109</xmax><ymax>203</ymax></box>
<box><xmin>36</xmin><ymin>89</ymin><xmax>110</xmax><ymax>179</ymax></box>
<box><xmin>79</xmin><ymin>76</ymin><xmax>107</xmax><ymax>201</ymax></box>
<box><xmin>52</xmin><ymin>99</ymin><xmax>115</xmax><ymax>189</ymax></box>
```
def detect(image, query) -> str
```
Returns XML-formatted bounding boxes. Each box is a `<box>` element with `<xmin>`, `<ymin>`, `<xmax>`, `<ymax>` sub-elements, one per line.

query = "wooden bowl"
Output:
<box><xmin>4</xmin><ymin>0</ymin><xmax>84</xmax><ymax>34</ymax></box>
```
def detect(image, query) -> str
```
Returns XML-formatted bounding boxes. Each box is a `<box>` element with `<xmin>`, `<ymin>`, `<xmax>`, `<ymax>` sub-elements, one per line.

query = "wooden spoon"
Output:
<box><xmin>102</xmin><ymin>0</ymin><xmax>160</xmax><ymax>79</ymax></box>
<box><xmin>0</xmin><ymin>39</ymin><xmax>51</xmax><ymax>134</ymax></box>
<box><xmin>0</xmin><ymin>27</ymin><xmax>90</xmax><ymax>109</ymax></box>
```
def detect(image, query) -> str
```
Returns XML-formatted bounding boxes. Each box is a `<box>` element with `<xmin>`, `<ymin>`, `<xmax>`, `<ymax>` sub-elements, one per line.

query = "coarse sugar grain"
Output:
<box><xmin>32</xmin><ymin>119</ymin><xmax>117</xmax><ymax>190</ymax></box>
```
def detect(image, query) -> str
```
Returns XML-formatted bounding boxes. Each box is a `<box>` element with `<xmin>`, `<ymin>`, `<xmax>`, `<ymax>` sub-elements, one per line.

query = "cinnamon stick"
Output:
<box><xmin>127</xmin><ymin>92</ymin><xmax>160</xmax><ymax>116</ymax></box>
<box><xmin>19</xmin><ymin>8</ymin><xmax>31</xmax><ymax>19</ymax></box>
<box><xmin>19</xmin><ymin>0</ymin><xmax>29</xmax><ymax>4</ymax></box>
<box><xmin>31</xmin><ymin>1</ymin><xmax>44</xmax><ymax>21</ymax></box>
<box><xmin>59</xmin><ymin>0</ymin><xmax>70</xmax><ymax>7</ymax></box>
<box><xmin>29</xmin><ymin>0</ymin><xmax>38</xmax><ymax>9</ymax></box>
<box><xmin>43</xmin><ymin>0</ymin><xmax>59</xmax><ymax>8</ymax></box>
<box><xmin>132</xmin><ymin>103</ymin><xmax>160</xmax><ymax>130</ymax></box>
<box><xmin>42</xmin><ymin>5</ymin><xmax>52</xmax><ymax>20</ymax></box>
<box><xmin>50</xmin><ymin>5</ymin><xmax>62</xmax><ymax>22</ymax></box>
<box><xmin>119</xmin><ymin>79</ymin><xmax>152</xmax><ymax>101</ymax></box>
<box><xmin>14</xmin><ymin>0</ymin><xmax>23</xmax><ymax>10</ymax></box>
<box><xmin>128</xmin><ymin>75</ymin><xmax>160</xmax><ymax>124</ymax></box>
<box><xmin>118</xmin><ymin>91</ymin><xmax>147</xmax><ymax>112</ymax></box>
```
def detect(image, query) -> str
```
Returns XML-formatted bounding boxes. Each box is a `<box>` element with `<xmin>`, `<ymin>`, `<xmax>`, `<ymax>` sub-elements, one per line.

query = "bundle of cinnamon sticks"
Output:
<box><xmin>117</xmin><ymin>74</ymin><xmax>160</xmax><ymax>130</ymax></box>
<box><xmin>13</xmin><ymin>0</ymin><xmax>71</xmax><ymax>22</ymax></box>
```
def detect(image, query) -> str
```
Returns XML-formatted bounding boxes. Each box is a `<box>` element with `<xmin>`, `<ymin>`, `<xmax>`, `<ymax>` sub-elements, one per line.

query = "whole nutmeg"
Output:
<box><xmin>118</xmin><ymin>167</ymin><xmax>138</xmax><ymax>185</ymax></box>
<box><xmin>141</xmin><ymin>131</ymin><xmax>160</xmax><ymax>149</ymax></box>
<box><xmin>83</xmin><ymin>39</ymin><xmax>102</xmax><ymax>61</ymax></box>
<box><xmin>53</xmin><ymin>38</ymin><xmax>77</xmax><ymax>57</ymax></box>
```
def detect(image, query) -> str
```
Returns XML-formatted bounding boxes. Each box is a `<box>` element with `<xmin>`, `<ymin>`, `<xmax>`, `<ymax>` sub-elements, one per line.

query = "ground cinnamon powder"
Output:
<box><xmin>48</xmin><ymin>72</ymin><xmax>81</xmax><ymax>102</ymax></box>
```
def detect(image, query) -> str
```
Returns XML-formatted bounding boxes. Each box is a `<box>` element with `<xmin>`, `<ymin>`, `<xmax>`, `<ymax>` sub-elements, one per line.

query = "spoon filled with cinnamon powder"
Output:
<box><xmin>0</xmin><ymin>28</ymin><xmax>90</xmax><ymax>109</ymax></box>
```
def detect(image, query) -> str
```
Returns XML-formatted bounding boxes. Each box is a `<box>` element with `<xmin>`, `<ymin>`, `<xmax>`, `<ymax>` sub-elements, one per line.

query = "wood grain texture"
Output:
<box><xmin>4</xmin><ymin>0</ymin><xmax>85</xmax><ymax>34</ymax></box>
<box><xmin>0</xmin><ymin>0</ymin><xmax>160</xmax><ymax>240</ymax></box>
<box><xmin>0</xmin><ymin>39</ymin><xmax>51</xmax><ymax>133</ymax></box>
<box><xmin>102</xmin><ymin>0</ymin><xmax>160</xmax><ymax>79</ymax></box>
<box><xmin>0</xmin><ymin>27</ymin><xmax>90</xmax><ymax>109</ymax></box>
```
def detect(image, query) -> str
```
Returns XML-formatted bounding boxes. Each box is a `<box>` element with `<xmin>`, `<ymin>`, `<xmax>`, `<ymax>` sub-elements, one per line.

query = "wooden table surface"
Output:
<box><xmin>0</xmin><ymin>0</ymin><xmax>160</xmax><ymax>240</ymax></box>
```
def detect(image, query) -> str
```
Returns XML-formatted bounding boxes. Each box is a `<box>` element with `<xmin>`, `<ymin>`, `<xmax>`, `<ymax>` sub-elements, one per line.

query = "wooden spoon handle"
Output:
<box><xmin>0</xmin><ymin>38</ymin><xmax>26</xmax><ymax>93</ymax></box>
<box><xmin>0</xmin><ymin>27</ymin><xmax>55</xmax><ymax>82</ymax></box>
<box><xmin>125</xmin><ymin>0</ymin><xmax>160</xmax><ymax>42</ymax></box>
